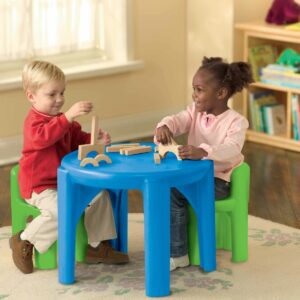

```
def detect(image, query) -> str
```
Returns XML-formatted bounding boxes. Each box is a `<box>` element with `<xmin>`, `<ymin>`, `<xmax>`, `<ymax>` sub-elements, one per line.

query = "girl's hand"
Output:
<box><xmin>65</xmin><ymin>101</ymin><xmax>93</xmax><ymax>122</ymax></box>
<box><xmin>98</xmin><ymin>129</ymin><xmax>111</xmax><ymax>145</ymax></box>
<box><xmin>178</xmin><ymin>145</ymin><xmax>208</xmax><ymax>160</ymax></box>
<box><xmin>155</xmin><ymin>125</ymin><xmax>173</xmax><ymax>145</ymax></box>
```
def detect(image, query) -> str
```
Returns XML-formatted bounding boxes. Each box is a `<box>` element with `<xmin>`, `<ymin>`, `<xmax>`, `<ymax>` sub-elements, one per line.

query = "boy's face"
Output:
<box><xmin>26</xmin><ymin>80</ymin><xmax>66</xmax><ymax>116</ymax></box>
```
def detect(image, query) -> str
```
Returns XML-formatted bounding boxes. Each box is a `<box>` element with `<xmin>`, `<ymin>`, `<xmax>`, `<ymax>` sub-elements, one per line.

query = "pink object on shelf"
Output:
<box><xmin>265</xmin><ymin>0</ymin><xmax>300</xmax><ymax>25</ymax></box>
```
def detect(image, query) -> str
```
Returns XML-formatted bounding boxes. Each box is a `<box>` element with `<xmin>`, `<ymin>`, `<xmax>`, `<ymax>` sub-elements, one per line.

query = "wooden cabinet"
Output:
<box><xmin>235</xmin><ymin>20</ymin><xmax>300</xmax><ymax>152</ymax></box>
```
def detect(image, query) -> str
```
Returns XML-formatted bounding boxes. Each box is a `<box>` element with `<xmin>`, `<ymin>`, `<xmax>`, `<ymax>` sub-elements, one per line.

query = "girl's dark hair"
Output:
<box><xmin>199</xmin><ymin>57</ymin><xmax>254</xmax><ymax>97</ymax></box>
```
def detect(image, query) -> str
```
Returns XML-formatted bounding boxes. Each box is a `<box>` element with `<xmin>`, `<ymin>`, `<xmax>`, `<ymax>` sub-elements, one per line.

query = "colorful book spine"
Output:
<box><xmin>291</xmin><ymin>94</ymin><xmax>300</xmax><ymax>140</ymax></box>
<box><xmin>262</xmin><ymin>104</ymin><xmax>286</xmax><ymax>135</ymax></box>
<box><xmin>248</xmin><ymin>90</ymin><xmax>277</xmax><ymax>132</ymax></box>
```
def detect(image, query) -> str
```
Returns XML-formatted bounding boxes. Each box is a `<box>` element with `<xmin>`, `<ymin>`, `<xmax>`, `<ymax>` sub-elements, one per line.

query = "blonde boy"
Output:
<box><xmin>9</xmin><ymin>61</ymin><xmax>129</xmax><ymax>274</ymax></box>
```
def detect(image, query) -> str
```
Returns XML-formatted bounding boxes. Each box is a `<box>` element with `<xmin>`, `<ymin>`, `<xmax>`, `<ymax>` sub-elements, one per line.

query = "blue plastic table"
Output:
<box><xmin>57</xmin><ymin>143</ymin><xmax>216</xmax><ymax>297</ymax></box>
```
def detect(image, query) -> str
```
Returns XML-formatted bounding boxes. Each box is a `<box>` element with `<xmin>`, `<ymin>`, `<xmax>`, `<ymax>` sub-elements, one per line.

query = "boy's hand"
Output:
<box><xmin>98</xmin><ymin>129</ymin><xmax>111</xmax><ymax>145</ymax></box>
<box><xmin>178</xmin><ymin>145</ymin><xmax>208</xmax><ymax>160</ymax></box>
<box><xmin>65</xmin><ymin>101</ymin><xmax>93</xmax><ymax>122</ymax></box>
<box><xmin>155</xmin><ymin>125</ymin><xmax>173</xmax><ymax>145</ymax></box>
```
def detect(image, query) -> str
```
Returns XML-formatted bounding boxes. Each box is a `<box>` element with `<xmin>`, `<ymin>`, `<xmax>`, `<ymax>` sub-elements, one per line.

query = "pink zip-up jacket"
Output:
<box><xmin>156</xmin><ymin>103</ymin><xmax>249</xmax><ymax>182</ymax></box>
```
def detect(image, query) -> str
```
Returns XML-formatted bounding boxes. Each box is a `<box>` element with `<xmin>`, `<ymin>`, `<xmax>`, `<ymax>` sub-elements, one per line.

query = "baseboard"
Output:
<box><xmin>0</xmin><ymin>106</ymin><xmax>183</xmax><ymax>166</ymax></box>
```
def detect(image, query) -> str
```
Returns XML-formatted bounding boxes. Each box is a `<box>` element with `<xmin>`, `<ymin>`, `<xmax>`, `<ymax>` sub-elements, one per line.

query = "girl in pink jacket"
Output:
<box><xmin>155</xmin><ymin>57</ymin><xmax>254</xmax><ymax>271</ymax></box>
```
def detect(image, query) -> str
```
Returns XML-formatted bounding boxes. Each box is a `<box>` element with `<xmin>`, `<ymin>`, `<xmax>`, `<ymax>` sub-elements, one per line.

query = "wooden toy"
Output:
<box><xmin>80</xmin><ymin>154</ymin><xmax>112</xmax><ymax>167</ymax></box>
<box><xmin>80</xmin><ymin>157</ymin><xmax>99</xmax><ymax>167</ymax></box>
<box><xmin>78</xmin><ymin>116</ymin><xmax>111</xmax><ymax>167</ymax></box>
<box><xmin>157</xmin><ymin>138</ymin><xmax>182</xmax><ymax>161</ymax></box>
<box><xmin>106</xmin><ymin>143</ymin><xmax>140</xmax><ymax>153</ymax></box>
<box><xmin>78</xmin><ymin>116</ymin><xmax>104</xmax><ymax>160</ymax></box>
<box><xmin>154</xmin><ymin>153</ymin><xmax>161</xmax><ymax>164</ymax></box>
<box><xmin>122</xmin><ymin>145</ymin><xmax>152</xmax><ymax>156</ymax></box>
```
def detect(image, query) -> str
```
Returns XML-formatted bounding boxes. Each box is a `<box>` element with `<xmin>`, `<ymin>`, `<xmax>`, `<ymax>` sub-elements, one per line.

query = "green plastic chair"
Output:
<box><xmin>10</xmin><ymin>165</ymin><xmax>87</xmax><ymax>269</ymax></box>
<box><xmin>188</xmin><ymin>162</ymin><xmax>250</xmax><ymax>264</ymax></box>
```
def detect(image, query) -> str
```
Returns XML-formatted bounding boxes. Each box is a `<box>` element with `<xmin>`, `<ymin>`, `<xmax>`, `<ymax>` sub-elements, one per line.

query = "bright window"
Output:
<box><xmin>0</xmin><ymin>0</ymin><xmax>141</xmax><ymax>90</ymax></box>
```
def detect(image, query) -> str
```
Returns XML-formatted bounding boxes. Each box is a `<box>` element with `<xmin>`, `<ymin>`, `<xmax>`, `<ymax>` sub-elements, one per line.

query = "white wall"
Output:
<box><xmin>187</xmin><ymin>0</ymin><xmax>234</xmax><ymax>104</ymax></box>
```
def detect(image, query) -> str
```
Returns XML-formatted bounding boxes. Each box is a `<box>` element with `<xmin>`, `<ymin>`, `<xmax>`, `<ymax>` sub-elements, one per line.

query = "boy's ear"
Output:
<box><xmin>217</xmin><ymin>87</ymin><xmax>229</xmax><ymax>100</ymax></box>
<box><xmin>25</xmin><ymin>89</ymin><xmax>35</xmax><ymax>104</ymax></box>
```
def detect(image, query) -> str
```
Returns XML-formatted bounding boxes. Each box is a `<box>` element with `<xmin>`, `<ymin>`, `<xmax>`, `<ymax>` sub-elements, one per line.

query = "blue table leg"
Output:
<box><xmin>58</xmin><ymin>167</ymin><xmax>77</xmax><ymax>284</ymax></box>
<box><xmin>143</xmin><ymin>181</ymin><xmax>170</xmax><ymax>297</ymax></box>
<box><xmin>118</xmin><ymin>190</ymin><xmax>128</xmax><ymax>253</ymax></box>
<box><xmin>178</xmin><ymin>164</ymin><xmax>216</xmax><ymax>273</ymax></box>
<box><xmin>196</xmin><ymin>175</ymin><xmax>216</xmax><ymax>272</ymax></box>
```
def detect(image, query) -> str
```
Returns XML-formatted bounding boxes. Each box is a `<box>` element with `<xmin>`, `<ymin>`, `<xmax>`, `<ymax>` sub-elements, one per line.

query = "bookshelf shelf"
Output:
<box><xmin>235</xmin><ymin>20</ymin><xmax>300</xmax><ymax>152</ymax></box>
<box><xmin>246</xmin><ymin>130</ymin><xmax>300</xmax><ymax>152</ymax></box>
<box><xmin>251</xmin><ymin>82</ymin><xmax>300</xmax><ymax>94</ymax></box>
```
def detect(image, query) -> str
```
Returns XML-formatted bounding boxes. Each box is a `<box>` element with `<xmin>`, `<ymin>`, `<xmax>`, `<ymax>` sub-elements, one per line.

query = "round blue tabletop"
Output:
<box><xmin>61</xmin><ymin>142</ymin><xmax>212</xmax><ymax>189</ymax></box>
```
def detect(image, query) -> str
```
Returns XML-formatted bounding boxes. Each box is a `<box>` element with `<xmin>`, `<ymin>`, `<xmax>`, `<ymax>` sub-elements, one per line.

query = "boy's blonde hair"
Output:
<box><xmin>22</xmin><ymin>60</ymin><xmax>65</xmax><ymax>92</ymax></box>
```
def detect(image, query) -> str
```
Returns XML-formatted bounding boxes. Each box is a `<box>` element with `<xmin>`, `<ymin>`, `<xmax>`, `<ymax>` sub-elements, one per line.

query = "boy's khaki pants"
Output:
<box><xmin>21</xmin><ymin>189</ymin><xmax>117</xmax><ymax>253</ymax></box>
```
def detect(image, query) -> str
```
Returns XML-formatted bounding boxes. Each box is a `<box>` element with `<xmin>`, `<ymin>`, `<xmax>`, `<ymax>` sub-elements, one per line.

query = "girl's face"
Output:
<box><xmin>192</xmin><ymin>69</ymin><xmax>227</xmax><ymax>115</ymax></box>
<box><xmin>27</xmin><ymin>80</ymin><xmax>66</xmax><ymax>116</ymax></box>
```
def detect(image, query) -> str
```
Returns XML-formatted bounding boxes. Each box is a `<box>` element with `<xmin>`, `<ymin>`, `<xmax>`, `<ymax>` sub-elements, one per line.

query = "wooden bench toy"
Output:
<box><xmin>154</xmin><ymin>138</ymin><xmax>182</xmax><ymax>164</ymax></box>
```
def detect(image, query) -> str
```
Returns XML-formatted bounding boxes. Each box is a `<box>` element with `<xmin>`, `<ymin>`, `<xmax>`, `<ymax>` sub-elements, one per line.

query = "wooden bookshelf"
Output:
<box><xmin>235</xmin><ymin>20</ymin><xmax>300</xmax><ymax>152</ymax></box>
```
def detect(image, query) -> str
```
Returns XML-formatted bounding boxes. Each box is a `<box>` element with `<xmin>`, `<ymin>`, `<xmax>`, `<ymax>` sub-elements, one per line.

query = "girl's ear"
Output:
<box><xmin>217</xmin><ymin>87</ymin><xmax>229</xmax><ymax>100</ymax></box>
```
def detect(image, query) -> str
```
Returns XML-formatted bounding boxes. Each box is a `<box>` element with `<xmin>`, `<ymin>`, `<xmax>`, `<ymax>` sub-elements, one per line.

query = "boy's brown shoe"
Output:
<box><xmin>9</xmin><ymin>231</ymin><xmax>33</xmax><ymax>274</ymax></box>
<box><xmin>86</xmin><ymin>241</ymin><xmax>129</xmax><ymax>264</ymax></box>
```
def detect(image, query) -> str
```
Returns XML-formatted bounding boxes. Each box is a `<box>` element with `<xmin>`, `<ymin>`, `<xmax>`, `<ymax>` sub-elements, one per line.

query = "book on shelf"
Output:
<box><xmin>260</xmin><ymin>64</ymin><xmax>300</xmax><ymax>89</ymax></box>
<box><xmin>248</xmin><ymin>90</ymin><xmax>277</xmax><ymax>132</ymax></box>
<box><xmin>248</xmin><ymin>45</ymin><xmax>277</xmax><ymax>82</ymax></box>
<box><xmin>291</xmin><ymin>94</ymin><xmax>300</xmax><ymax>140</ymax></box>
<box><xmin>262</xmin><ymin>104</ymin><xmax>286</xmax><ymax>135</ymax></box>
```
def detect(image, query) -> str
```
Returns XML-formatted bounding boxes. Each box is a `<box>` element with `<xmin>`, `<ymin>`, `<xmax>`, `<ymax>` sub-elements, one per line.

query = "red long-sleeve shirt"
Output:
<box><xmin>19</xmin><ymin>108</ymin><xmax>91</xmax><ymax>199</ymax></box>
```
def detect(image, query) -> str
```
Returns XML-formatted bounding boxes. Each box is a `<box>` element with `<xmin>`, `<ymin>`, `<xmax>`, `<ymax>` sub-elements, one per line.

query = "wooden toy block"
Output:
<box><xmin>78</xmin><ymin>116</ymin><xmax>112</xmax><ymax>167</ymax></box>
<box><xmin>78</xmin><ymin>144</ymin><xmax>104</xmax><ymax>160</ymax></box>
<box><xmin>80</xmin><ymin>157</ymin><xmax>99</xmax><ymax>167</ymax></box>
<box><xmin>120</xmin><ymin>148</ymin><xmax>126</xmax><ymax>155</ymax></box>
<box><xmin>157</xmin><ymin>142</ymin><xmax>182</xmax><ymax>161</ymax></box>
<box><xmin>124</xmin><ymin>146</ymin><xmax>152</xmax><ymax>155</ymax></box>
<box><xmin>110</xmin><ymin>143</ymin><xmax>140</xmax><ymax>147</ymax></box>
<box><xmin>106</xmin><ymin>143</ymin><xmax>140</xmax><ymax>153</ymax></box>
<box><xmin>94</xmin><ymin>154</ymin><xmax>112</xmax><ymax>164</ymax></box>
<box><xmin>78</xmin><ymin>116</ymin><xmax>104</xmax><ymax>160</ymax></box>
<box><xmin>80</xmin><ymin>154</ymin><xmax>112</xmax><ymax>167</ymax></box>
<box><xmin>154</xmin><ymin>153</ymin><xmax>161</xmax><ymax>164</ymax></box>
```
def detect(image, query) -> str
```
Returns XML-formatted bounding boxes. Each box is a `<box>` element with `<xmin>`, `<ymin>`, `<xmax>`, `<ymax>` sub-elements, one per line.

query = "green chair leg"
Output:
<box><xmin>215</xmin><ymin>212</ymin><xmax>232</xmax><ymax>250</ymax></box>
<box><xmin>187</xmin><ymin>206</ymin><xmax>200</xmax><ymax>265</ymax></box>
<box><xmin>231</xmin><ymin>211</ymin><xmax>248</xmax><ymax>262</ymax></box>
<box><xmin>76</xmin><ymin>215</ymin><xmax>88</xmax><ymax>262</ymax></box>
<box><xmin>35</xmin><ymin>242</ymin><xmax>57</xmax><ymax>269</ymax></box>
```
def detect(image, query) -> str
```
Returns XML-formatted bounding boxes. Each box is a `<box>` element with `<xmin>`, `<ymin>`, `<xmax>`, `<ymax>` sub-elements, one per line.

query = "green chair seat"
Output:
<box><xmin>10</xmin><ymin>164</ymin><xmax>87</xmax><ymax>269</ymax></box>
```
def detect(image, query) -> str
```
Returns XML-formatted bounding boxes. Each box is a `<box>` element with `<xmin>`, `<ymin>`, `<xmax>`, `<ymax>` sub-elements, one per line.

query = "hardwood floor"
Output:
<box><xmin>244</xmin><ymin>141</ymin><xmax>300</xmax><ymax>228</ymax></box>
<box><xmin>1</xmin><ymin>140</ymin><xmax>300</xmax><ymax>229</ymax></box>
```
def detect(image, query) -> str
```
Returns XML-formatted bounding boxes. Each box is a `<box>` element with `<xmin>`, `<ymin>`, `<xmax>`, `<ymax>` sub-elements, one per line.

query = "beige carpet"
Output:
<box><xmin>1</xmin><ymin>214</ymin><xmax>300</xmax><ymax>300</ymax></box>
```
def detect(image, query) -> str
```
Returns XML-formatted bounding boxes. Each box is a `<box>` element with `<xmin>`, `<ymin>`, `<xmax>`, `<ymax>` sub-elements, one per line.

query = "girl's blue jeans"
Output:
<box><xmin>171</xmin><ymin>177</ymin><xmax>230</xmax><ymax>257</ymax></box>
